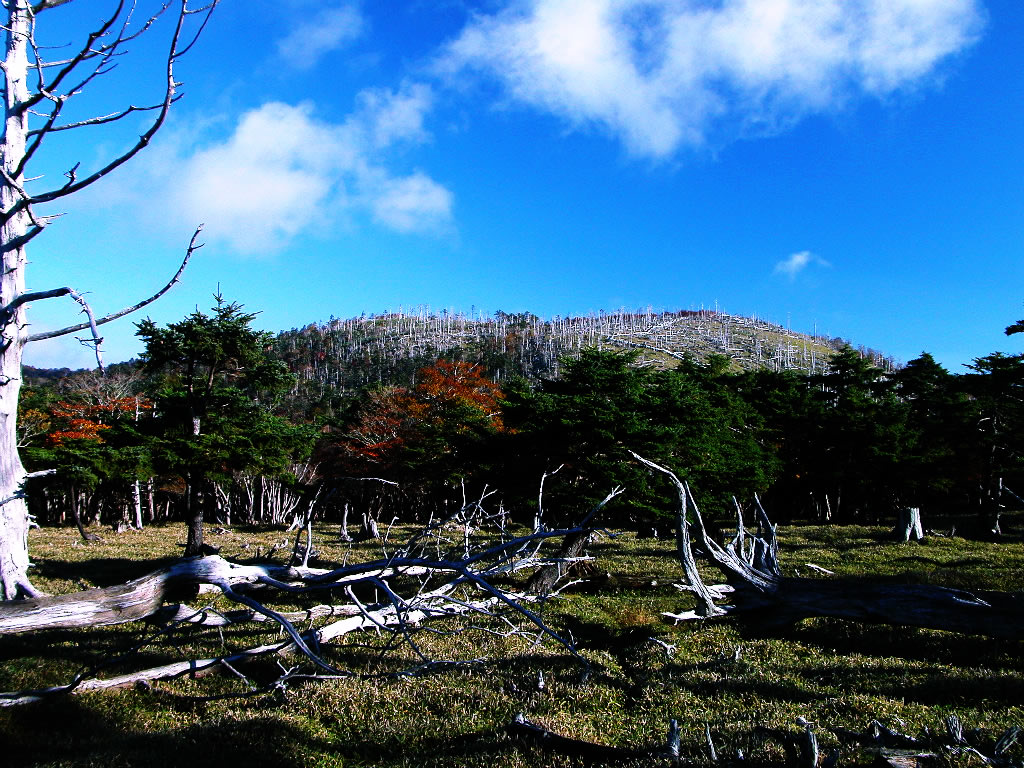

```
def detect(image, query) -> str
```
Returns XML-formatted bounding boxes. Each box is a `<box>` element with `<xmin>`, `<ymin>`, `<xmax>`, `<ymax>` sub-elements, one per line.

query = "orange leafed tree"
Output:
<box><xmin>342</xmin><ymin>386</ymin><xmax>419</xmax><ymax>464</ymax></box>
<box><xmin>416</xmin><ymin>360</ymin><xmax>504</xmax><ymax>431</ymax></box>
<box><xmin>341</xmin><ymin>361</ymin><xmax>504</xmax><ymax>472</ymax></box>
<box><xmin>46</xmin><ymin>398</ymin><xmax>152</xmax><ymax>446</ymax></box>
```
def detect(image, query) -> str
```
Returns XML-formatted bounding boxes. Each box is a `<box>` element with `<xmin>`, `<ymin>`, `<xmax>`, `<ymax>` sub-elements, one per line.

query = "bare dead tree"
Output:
<box><xmin>894</xmin><ymin>506</ymin><xmax>924</xmax><ymax>543</ymax></box>
<box><xmin>0</xmin><ymin>0</ymin><xmax>218</xmax><ymax>598</ymax></box>
<box><xmin>632</xmin><ymin>453</ymin><xmax>1024</xmax><ymax>639</ymax></box>
<box><xmin>0</xmin><ymin>496</ymin><xmax>596</xmax><ymax>705</ymax></box>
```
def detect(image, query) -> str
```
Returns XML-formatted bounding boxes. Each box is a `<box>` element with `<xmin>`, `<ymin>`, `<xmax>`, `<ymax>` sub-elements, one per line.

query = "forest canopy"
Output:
<box><xmin>17</xmin><ymin>305</ymin><xmax>1024</xmax><ymax>538</ymax></box>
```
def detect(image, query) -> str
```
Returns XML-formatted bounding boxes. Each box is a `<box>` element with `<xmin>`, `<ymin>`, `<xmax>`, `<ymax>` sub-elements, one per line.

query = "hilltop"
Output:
<box><xmin>274</xmin><ymin>307</ymin><xmax>893</xmax><ymax>395</ymax></box>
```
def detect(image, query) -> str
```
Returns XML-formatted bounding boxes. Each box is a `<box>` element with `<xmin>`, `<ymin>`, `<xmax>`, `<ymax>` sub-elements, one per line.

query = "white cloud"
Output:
<box><xmin>276</xmin><ymin>2</ymin><xmax>365</xmax><ymax>71</ymax></box>
<box><xmin>119</xmin><ymin>84</ymin><xmax>451</xmax><ymax>252</ymax></box>
<box><xmin>355</xmin><ymin>82</ymin><xmax>434</xmax><ymax>148</ymax></box>
<box><xmin>440</xmin><ymin>0</ymin><xmax>984</xmax><ymax>157</ymax></box>
<box><xmin>774</xmin><ymin>250</ymin><xmax>829</xmax><ymax>279</ymax></box>
<box><xmin>371</xmin><ymin>172</ymin><xmax>454</xmax><ymax>232</ymax></box>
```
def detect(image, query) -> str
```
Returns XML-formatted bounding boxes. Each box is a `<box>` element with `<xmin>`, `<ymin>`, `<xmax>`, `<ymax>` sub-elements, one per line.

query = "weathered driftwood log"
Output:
<box><xmin>525</xmin><ymin>487</ymin><xmax>620</xmax><ymax>595</ymax></box>
<box><xmin>0</xmin><ymin>558</ymin><xmax>412</xmax><ymax>635</ymax></box>
<box><xmin>632</xmin><ymin>454</ymin><xmax>1024</xmax><ymax>640</ymax></box>
<box><xmin>0</xmin><ymin>581</ymin><xmax>517</xmax><ymax>706</ymax></box>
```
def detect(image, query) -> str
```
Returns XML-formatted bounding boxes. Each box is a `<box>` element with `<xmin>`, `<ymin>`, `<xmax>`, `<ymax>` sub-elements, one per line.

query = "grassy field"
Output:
<box><xmin>1</xmin><ymin>516</ymin><xmax>1022</xmax><ymax>767</ymax></box>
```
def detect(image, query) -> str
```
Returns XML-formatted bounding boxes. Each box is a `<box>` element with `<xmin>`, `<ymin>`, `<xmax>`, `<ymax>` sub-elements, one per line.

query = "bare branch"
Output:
<box><xmin>0</xmin><ymin>506</ymin><xmax>597</xmax><ymax>705</ymax></box>
<box><xmin>25</xmin><ymin>97</ymin><xmax>180</xmax><ymax>136</ymax></box>
<box><xmin>32</xmin><ymin>1</ymin><xmax>77</xmax><ymax>12</ymax></box>
<box><xmin>637</xmin><ymin>454</ymin><xmax>1024</xmax><ymax>638</ymax></box>
<box><xmin>25</xmin><ymin>225</ymin><xmax>202</xmax><ymax>343</ymax></box>
<box><xmin>630</xmin><ymin>452</ymin><xmax>726</xmax><ymax>617</ymax></box>
<box><xmin>5</xmin><ymin>1</ymin><xmax>219</xmax><ymax>218</ymax></box>
<box><xmin>17</xmin><ymin>1</ymin><xmax>127</xmax><ymax>118</ymax></box>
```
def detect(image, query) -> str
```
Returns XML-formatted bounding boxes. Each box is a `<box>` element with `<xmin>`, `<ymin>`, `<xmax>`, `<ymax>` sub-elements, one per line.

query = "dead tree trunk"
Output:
<box><xmin>894</xmin><ymin>507</ymin><xmax>923</xmax><ymax>543</ymax></box>
<box><xmin>0</xmin><ymin>0</ymin><xmax>216</xmax><ymax>596</ymax></box>
<box><xmin>183</xmin><ymin>473</ymin><xmax>204</xmax><ymax>556</ymax></box>
<box><xmin>339</xmin><ymin>503</ymin><xmax>352</xmax><ymax>542</ymax></box>
<box><xmin>0</xmin><ymin>1</ymin><xmax>37</xmax><ymax>599</ymax></box>
<box><xmin>634</xmin><ymin>454</ymin><xmax>1024</xmax><ymax>640</ymax></box>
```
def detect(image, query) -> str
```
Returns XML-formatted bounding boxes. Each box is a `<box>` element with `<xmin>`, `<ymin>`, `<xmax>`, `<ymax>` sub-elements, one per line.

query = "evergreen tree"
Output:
<box><xmin>501</xmin><ymin>350</ymin><xmax>774</xmax><ymax>529</ymax></box>
<box><xmin>960</xmin><ymin>351</ymin><xmax>1024</xmax><ymax>527</ymax></box>
<box><xmin>891</xmin><ymin>352</ymin><xmax>969</xmax><ymax>509</ymax></box>
<box><xmin>137</xmin><ymin>296</ymin><xmax>314</xmax><ymax>554</ymax></box>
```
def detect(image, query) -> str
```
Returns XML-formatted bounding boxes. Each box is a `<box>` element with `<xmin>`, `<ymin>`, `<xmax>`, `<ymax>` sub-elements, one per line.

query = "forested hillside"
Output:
<box><xmin>273</xmin><ymin>307</ymin><xmax>876</xmax><ymax>397</ymax></box>
<box><xmin>9</xmin><ymin>303</ymin><xmax>1024</xmax><ymax>766</ymax></box>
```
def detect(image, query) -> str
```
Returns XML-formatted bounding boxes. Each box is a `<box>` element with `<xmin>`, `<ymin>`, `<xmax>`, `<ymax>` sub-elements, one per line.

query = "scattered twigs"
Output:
<box><xmin>830</xmin><ymin>716</ymin><xmax>1023</xmax><ymax>768</ymax></box>
<box><xmin>502</xmin><ymin>713</ymin><xmax>1022</xmax><ymax>768</ymax></box>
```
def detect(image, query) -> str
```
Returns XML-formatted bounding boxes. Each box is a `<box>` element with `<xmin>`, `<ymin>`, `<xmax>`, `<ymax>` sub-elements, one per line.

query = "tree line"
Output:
<box><xmin>17</xmin><ymin>298</ymin><xmax>1024</xmax><ymax>545</ymax></box>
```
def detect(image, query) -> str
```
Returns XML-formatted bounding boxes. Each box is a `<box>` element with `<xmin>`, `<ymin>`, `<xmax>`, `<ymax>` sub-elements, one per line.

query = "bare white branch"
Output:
<box><xmin>25</xmin><ymin>225</ymin><xmax>202</xmax><ymax>343</ymax></box>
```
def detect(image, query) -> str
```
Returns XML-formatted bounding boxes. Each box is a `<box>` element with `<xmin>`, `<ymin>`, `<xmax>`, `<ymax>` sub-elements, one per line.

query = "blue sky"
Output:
<box><xmin>21</xmin><ymin>0</ymin><xmax>1024</xmax><ymax>373</ymax></box>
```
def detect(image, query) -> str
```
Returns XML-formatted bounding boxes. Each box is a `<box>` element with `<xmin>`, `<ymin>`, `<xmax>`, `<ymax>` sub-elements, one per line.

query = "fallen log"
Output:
<box><xmin>632</xmin><ymin>454</ymin><xmax>1024</xmax><ymax>640</ymax></box>
<box><xmin>0</xmin><ymin>510</ymin><xmax>595</xmax><ymax>705</ymax></box>
<box><xmin>505</xmin><ymin>713</ymin><xmax>654</xmax><ymax>762</ymax></box>
<box><xmin>0</xmin><ymin>558</ymin><xmax>422</xmax><ymax>635</ymax></box>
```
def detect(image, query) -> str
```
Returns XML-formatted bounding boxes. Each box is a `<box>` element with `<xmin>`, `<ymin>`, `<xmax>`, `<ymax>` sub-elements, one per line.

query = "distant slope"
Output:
<box><xmin>274</xmin><ymin>308</ymin><xmax>892</xmax><ymax>394</ymax></box>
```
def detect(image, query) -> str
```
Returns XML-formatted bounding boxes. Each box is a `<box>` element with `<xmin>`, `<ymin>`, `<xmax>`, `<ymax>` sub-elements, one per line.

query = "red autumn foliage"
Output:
<box><xmin>341</xmin><ymin>361</ymin><xmax>504</xmax><ymax>467</ymax></box>
<box><xmin>47</xmin><ymin>397</ymin><xmax>152</xmax><ymax>446</ymax></box>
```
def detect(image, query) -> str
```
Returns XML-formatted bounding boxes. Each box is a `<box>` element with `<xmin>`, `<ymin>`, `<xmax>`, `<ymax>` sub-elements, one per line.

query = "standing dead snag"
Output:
<box><xmin>633</xmin><ymin>454</ymin><xmax>1024</xmax><ymax>639</ymax></box>
<box><xmin>894</xmin><ymin>506</ymin><xmax>924</xmax><ymax>543</ymax></box>
<box><xmin>0</xmin><ymin>1</ymin><xmax>218</xmax><ymax>598</ymax></box>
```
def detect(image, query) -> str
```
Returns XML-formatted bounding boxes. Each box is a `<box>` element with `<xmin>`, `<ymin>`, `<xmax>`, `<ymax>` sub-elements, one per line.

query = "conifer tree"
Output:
<box><xmin>138</xmin><ymin>297</ymin><xmax>312</xmax><ymax>555</ymax></box>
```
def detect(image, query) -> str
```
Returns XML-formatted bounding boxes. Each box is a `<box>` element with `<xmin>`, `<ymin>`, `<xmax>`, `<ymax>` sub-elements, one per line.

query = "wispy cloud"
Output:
<box><xmin>775</xmin><ymin>250</ymin><xmax>830</xmax><ymax>280</ymax></box>
<box><xmin>371</xmin><ymin>172</ymin><xmax>453</xmax><ymax>232</ymax></box>
<box><xmin>116</xmin><ymin>83</ymin><xmax>451</xmax><ymax>253</ymax></box>
<box><xmin>276</xmin><ymin>1</ymin><xmax>365</xmax><ymax>71</ymax></box>
<box><xmin>439</xmin><ymin>0</ymin><xmax>984</xmax><ymax>158</ymax></box>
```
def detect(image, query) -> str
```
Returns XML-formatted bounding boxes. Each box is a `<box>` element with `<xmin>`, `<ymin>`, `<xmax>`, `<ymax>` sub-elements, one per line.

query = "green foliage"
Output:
<box><xmin>501</xmin><ymin>350</ymin><xmax>775</xmax><ymax>528</ymax></box>
<box><xmin>960</xmin><ymin>351</ymin><xmax>1024</xmax><ymax>508</ymax></box>
<box><xmin>137</xmin><ymin>295</ymin><xmax>294</xmax><ymax>413</ymax></box>
<box><xmin>137</xmin><ymin>295</ymin><xmax>316</xmax><ymax>510</ymax></box>
<box><xmin>890</xmin><ymin>352</ymin><xmax>972</xmax><ymax>504</ymax></box>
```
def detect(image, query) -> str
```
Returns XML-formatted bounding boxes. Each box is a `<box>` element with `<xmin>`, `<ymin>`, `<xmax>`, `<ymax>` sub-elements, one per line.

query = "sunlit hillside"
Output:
<box><xmin>274</xmin><ymin>307</ymin><xmax>893</xmax><ymax>394</ymax></box>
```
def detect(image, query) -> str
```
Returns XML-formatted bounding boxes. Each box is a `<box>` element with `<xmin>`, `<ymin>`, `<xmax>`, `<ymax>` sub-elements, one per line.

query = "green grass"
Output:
<box><xmin>1</xmin><ymin>518</ymin><xmax>1023</xmax><ymax>767</ymax></box>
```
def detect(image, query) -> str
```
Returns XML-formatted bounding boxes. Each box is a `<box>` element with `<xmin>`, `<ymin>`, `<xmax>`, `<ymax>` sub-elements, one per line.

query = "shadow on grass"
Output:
<box><xmin>31</xmin><ymin>555</ymin><xmax>183</xmax><ymax>589</ymax></box>
<box><xmin>0</xmin><ymin>689</ymin><xmax>656</xmax><ymax>768</ymax></box>
<box><xmin>1</xmin><ymin>696</ymin><xmax>333</xmax><ymax>768</ymax></box>
<box><xmin>681</xmin><ymin>671</ymin><xmax>825</xmax><ymax>707</ymax></box>
<box><xmin>790</xmin><ymin>618</ymin><xmax>1024</xmax><ymax>670</ymax></box>
<box><xmin>899</xmin><ymin>670</ymin><xmax>1024</xmax><ymax>708</ymax></box>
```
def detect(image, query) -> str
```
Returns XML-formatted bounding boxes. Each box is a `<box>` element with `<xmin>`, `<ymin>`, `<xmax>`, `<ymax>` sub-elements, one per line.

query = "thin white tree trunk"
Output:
<box><xmin>0</xmin><ymin>3</ymin><xmax>36</xmax><ymax>599</ymax></box>
<box><xmin>339</xmin><ymin>503</ymin><xmax>352</xmax><ymax>542</ymax></box>
<box><xmin>145</xmin><ymin>480</ymin><xmax>156</xmax><ymax>523</ymax></box>
<box><xmin>132</xmin><ymin>481</ymin><xmax>143</xmax><ymax>530</ymax></box>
